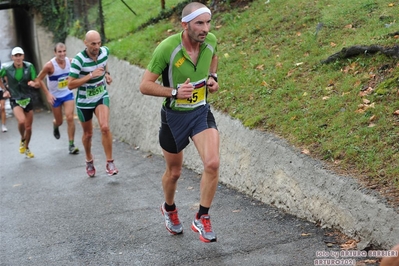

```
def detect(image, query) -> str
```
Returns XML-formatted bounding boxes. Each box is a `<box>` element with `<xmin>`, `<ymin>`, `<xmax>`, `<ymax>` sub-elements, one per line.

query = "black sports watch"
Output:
<box><xmin>208</xmin><ymin>73</ymin><xmax>218</xmax><ymax>82</ymax></box>
<box><xmin>171</xmin><ymin>88</ymin><xmax>178</xmax><ymax>99</ymax></box>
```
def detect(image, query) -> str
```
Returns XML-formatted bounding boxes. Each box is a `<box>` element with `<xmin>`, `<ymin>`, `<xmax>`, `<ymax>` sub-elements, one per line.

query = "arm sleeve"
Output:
<box><xmin>147</xmin><ymin>43</ymin><xmax>168</xmax><ymax>75</ymax></box>
<box><xmin>69</xmin><ymin>58</ymin><xmax>82</xmax><ymax>78</ymax></box>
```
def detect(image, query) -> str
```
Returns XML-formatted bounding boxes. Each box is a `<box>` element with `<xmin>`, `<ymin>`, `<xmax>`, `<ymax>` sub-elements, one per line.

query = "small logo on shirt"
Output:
<box><xmin>175</xmin><ymin>57</ymin><xmax>186</xmax><ymax>68</ymax></box>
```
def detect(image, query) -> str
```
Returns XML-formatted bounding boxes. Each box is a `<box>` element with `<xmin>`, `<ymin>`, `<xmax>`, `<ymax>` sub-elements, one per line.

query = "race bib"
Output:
<box><xmin>16</xmin><ymin>98</ymin><xmax>31</xmax><ymax>108</ymax></box>
<box><xmin>57</xmin><ymin>76</ymin><xmax>68</xmax><ymax>89</ymax></box>
<box><xmin>86</xmin><ymin>84</ymin><xmax>105</xmax><ymax>98</ymax></box>
<box><xmin>175</xmin><ymin>79</ymin><xmax>207</xmax><ymax>109</ymax></box>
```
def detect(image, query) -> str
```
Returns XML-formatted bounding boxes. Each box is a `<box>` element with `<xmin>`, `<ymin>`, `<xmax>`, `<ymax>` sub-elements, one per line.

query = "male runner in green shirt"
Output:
<box><xmin>0</xmin><ymin>47</ymin><xmax>52</xmax><ymax>158</ymax></box>
<box><xmin>140</xmin><ymin>2</ymin><xmax>220</xmax><ymax>243</ymax></box>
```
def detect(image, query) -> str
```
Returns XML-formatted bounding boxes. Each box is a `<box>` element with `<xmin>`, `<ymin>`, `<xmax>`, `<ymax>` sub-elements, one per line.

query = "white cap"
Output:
<box><xmin>11</xmin><ymin>47</ymin><xmax>24</xmax><ymax>55</ymax></box>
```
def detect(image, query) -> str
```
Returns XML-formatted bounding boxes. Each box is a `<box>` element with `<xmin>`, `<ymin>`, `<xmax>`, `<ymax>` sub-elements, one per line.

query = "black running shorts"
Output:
<box><xmin>159</xmin><ymin>104</ymin><xmax>218</xmax><ymax>154</ymax></box>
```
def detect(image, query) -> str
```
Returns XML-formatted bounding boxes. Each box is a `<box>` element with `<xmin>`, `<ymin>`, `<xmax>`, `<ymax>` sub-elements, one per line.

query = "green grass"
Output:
<box><xmin>102</xmin><ymin>0</ymin><xmax>182</xmax><ymax>40</ymax></box>
<box><xmin>99</xmin><ymin>0</ymin><xmax>399</xmax><ymax>191</ymax></box>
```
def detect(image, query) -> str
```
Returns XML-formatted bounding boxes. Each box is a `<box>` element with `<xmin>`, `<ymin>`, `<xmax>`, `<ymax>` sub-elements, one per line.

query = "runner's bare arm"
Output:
<box><xmin>68</xmin><ymin>67</ymin><xmax>104</xmax><ymax>90</ymax></box>
<box><xmin>139</xmin><ymin>70</ymin><xmax>173</xmax><ymax>97</ymax></box>
<box><xmin>104</xmin><ymin>67</ymin><xmax>112</xmax><ymax>85</ymax></box>
<box><xmin>0</xmin><ymin>78</ymin><xmax>10</xmax><ymax>98</ymax></box>
<box><xmin>140</xmin><ymin>71</ymin><xmax>195</xmax><ymax>99</ymax></box>
<box><xmin>0</xmin><ymin>77</ymin><xmax>5</xmax><ymax>91</ymax></box>
<box><xmin>36</xmin><ymin>61</ymin><xmax>54</xmax><ymax>81</ymax></box>
<box><xmin>207</xmin><ymin>54</ymin><xmax>219</xmax><ymax>93</ymax></box>
<box><xmin>30</xmin><ymin>78</ymin><xmax>54</xmax><ymax>105</ymax></box>
<box><xmin>209</xmin><ymin>54</ymin><xmax>218</xmax><ymax>74</ymax></box>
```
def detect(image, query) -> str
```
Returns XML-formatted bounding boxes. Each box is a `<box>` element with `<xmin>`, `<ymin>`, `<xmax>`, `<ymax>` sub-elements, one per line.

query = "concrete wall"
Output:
<box><xmin>35</xmin><ymin>24</ymin><xmax>399</xmax><ymax>249</ymax></box>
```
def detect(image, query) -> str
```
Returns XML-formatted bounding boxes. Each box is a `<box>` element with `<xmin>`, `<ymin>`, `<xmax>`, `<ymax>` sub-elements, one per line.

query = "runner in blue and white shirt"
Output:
<box><xmin>36</xmin><ymin>42</ymin><xmax>79</xmax><ymax>154</ymax></box>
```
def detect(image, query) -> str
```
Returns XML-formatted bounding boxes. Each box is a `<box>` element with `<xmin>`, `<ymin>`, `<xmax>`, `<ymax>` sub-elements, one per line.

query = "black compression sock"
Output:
<box><xmin>197</xmin><ymin>205</ymin><xmax>210</xmax><ymax>218</ymax></box>
<box><xmin>164</xmin><ymin>202</ymin><xmax>176</xmax><ymax>212</ymax></box>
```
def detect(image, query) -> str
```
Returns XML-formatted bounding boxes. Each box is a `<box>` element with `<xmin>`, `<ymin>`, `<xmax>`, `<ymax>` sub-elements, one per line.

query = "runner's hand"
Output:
<box><xmin>27</xmin><ymin>80</ymin><xmax>39</xmax><ymax>88</ymax></box>
<box><xmin>177</xmin><ymin>78</ymin><xmax>194</xmax><ymax>99</ymax></box>
<box><xmin>47</xmin><ymin>94</ymin><xmax>56</xmax><ymax>106</ymax></box>
<box><xmin>105</xmin><ymin>73</ymin><xmax>112</xmax><ymax>85</ymax></box>
<box><xmin>206</xmin><ymin>78</ymin><xmax>219</xmax><ymax>93</ymax></box>
<box><xmin>91</xmin><ymin>67</ymin><xmax>104</xmax><ymax>78</ymax></box>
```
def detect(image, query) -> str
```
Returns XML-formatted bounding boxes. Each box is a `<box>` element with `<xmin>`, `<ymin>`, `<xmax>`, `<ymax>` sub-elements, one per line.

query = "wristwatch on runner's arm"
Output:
<box><xmin>208</xmin><ymin>73</ymin><xmax>218</xmax><ymax>82</ymax></box>
<box><xmin>171</xmin><ymin>88</ymin><xmax>178</xmax><ymax>99</ymax></box>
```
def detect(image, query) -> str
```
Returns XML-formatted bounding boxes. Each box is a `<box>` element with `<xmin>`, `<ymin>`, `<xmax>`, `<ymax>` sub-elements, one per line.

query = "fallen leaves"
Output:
<box><xmin>261</xmin><ymin>80</ymin><xmax>269</xmax><ymax>87</ymax></box>
<box><xmin>355</xmin><ymin>98</ymin><xmax>375</xmax><ymax>113</ymax></box>
<box><xmin>286</xmin><ymin>69</ymin><xmax>295</xmax><ymax>77</ymax></box>
<box><xmin>358</xmin><ymin>87</ymin><xmax>373</xmax><ymax>97</ymax></box>
<box><xmin>342</xmin><ymin>62</ymin><xmax>358</xmax><ymax>74</ymax></box>
<box><xmin>256</xmin><ymin>64</ymin><xmax>264</xmax><ymax>70</ymax></box>
<box><xmin>340</xmin><ymin>239</ymin><xmax>358</xmax><ymax>250</ymax></box>
<box><xmin>356</xmin><ymin>103</ymin><xmax>375</xmax><ymax>113</ymax></box>
<box><xmin>362</xmin><ymin>98</ymin><xmax>371</xmax><ymax>104</ymax></box>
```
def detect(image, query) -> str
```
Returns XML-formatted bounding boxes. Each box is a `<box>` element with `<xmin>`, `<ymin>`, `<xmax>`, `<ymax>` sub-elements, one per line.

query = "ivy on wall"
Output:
<box><xmin>11</xmin><ymin>0</ymin><xmax>72</xmax><ymax>41</ymax></box>
<box><xmin>11</xmin><ymin>0</ymin><xmax>103</xmax><ymax>42</ymax></box>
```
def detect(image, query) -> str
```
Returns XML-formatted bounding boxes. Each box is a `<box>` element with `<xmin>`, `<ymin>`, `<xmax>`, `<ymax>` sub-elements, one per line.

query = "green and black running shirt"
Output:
<box><xmin>146</xmin><ymin>31</ymin><xmax>217</xmax><ymax>111</ymax></box>
<box><xmin>69</xmin><ymin>47</ymin><xmax>109</xmax><ymax>109</ymax></box>
<box><xmin>0</xmin><ymin>62</ymin><xmax>37</xmax><ymax>100</ymax></box>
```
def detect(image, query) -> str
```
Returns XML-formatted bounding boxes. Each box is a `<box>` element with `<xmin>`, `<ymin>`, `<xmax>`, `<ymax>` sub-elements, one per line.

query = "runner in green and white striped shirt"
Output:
<box><xmin>68</xmin><ymin>30</ymin><xmax>118</xmax><ymax>178</ymax></box>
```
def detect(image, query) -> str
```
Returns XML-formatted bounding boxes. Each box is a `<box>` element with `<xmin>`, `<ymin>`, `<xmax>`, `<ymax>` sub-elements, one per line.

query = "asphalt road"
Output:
<box><xmin>0</xmin><ymin>110</ymin><xmax>344</xmax><ymax>266</ymax></box>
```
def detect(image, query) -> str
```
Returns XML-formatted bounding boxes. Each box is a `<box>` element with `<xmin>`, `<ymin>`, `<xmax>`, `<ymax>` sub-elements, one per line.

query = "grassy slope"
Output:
<box><xmin>101</xmin><ymin>0</ymin><xmax>399</xmax><ymax>204</ymax></box>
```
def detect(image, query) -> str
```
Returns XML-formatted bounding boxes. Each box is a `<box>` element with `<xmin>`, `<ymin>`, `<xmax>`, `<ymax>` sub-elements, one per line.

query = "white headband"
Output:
<box><xmin>181</xmin><ymin>7</ymin><xmax>211</xmax><ymax>22</ymax></box>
